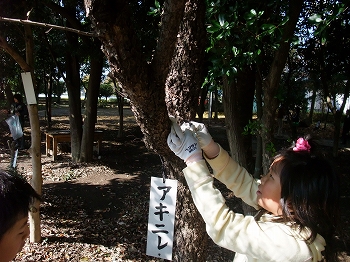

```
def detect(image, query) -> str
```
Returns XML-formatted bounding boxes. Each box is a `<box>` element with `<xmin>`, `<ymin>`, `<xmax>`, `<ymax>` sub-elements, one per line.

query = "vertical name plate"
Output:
<box><xmin>146</xmin><ymin>177</ymin><xmax>177</xmax><ymax>260</ymax></box>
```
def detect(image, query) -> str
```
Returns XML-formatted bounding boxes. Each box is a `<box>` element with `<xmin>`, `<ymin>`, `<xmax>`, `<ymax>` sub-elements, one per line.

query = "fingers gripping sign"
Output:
<box><xmin>167</xmin><ymin>119</ymin><xmax>203</xmax><ymax>165</ymax></box>
<box><xmin>188</xmin><ymin>121</ymin><xmax>213</xmax><ymax>149</ymax></box>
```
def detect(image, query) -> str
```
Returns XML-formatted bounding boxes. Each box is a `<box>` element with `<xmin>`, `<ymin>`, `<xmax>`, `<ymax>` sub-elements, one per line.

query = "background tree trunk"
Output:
<box><xmin>222</xmin><ymin>67</ymin><xmax>255</xmax><ymax>169</ymax></box>
<box><xmin>80</xmin><ymin>47</ymin><xmax>104</xmax><ymax>162</ymax></box>
<box><xmin>261</xmin><ymin>0</ymin><xmax>303</xmax><ymax>172</ymax></box>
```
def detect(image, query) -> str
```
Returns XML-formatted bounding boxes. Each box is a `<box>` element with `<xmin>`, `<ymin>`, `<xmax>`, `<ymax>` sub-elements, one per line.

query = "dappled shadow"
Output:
<box><xmin>41</xmin><ymin>174</ymin><xmax>151</xmax><ymax>246</ymax></box>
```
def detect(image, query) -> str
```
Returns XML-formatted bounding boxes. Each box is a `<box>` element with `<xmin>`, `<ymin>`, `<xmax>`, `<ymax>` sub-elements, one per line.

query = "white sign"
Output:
<box><xmin>21</xmin><ymin>72</ymin><xmax>37</xmax><ymax>105</ymax></box>
<box><xmin>146</xmin><ymin>177</ymin><xmax>177</xmax><ymax>261</ymax></box>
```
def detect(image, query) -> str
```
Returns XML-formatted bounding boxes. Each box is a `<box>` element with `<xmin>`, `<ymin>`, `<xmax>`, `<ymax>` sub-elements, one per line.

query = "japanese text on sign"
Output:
<box><xmin>146</xmin><ymin>177</ymin><xmax>177</xmax><ymax>260</ymax></box>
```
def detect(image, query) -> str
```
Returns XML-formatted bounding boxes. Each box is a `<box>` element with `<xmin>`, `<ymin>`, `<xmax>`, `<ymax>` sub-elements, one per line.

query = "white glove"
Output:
<box><xmin>187</xmin><ymin>121</ymin><xmax>220</xmax><ymax>159</ymax></box>
<box><xmin>167</xmin><ymin>121</ymin><xmax>202</xmax><ymax>164</ymax></box>
<box><xmin>187</xmin><ymin>121</ymin><xmax>213</xmax><ymax>149</ymax></box>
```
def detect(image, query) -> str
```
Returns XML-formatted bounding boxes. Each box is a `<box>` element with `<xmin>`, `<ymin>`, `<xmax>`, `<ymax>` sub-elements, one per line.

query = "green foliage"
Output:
<box><xmin>308</xmin><ymin>2</ymin><xmax>348</xmax><ymax>44</ymax></box>
<box><xmin>205</xmin><ymin>0</ymin><xmax>289</xmax><ymax>88</ymax></box>
<box><xmin>265</xmin><ymin>141</ymin><xmax>276</xmax><ymax>156</ymax></box>
<box><xmin>129</xmin><ymin>0</ymin><xmax>163</xmax><ymax>61</ymax></box>
<box><xmin>99</xmin><ymin>81</ymin><xmax>114</xmax><ymax>100</ymax></box>
<box><xmin>148</xmin><ymin>0</ymin><xmax>161</xmax><ymax>16</ymax></box>
<box><xmin>242</xmin><ymin>119</ymin><xmax>262</xmax><ymax>136</ymax></box>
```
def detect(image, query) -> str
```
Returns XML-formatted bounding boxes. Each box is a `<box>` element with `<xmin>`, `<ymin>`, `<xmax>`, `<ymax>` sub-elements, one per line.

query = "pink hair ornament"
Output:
<box><xmin>293</xmin><ymin>138</ymin><xmax>311</xmax><ymax>152</ymax></box>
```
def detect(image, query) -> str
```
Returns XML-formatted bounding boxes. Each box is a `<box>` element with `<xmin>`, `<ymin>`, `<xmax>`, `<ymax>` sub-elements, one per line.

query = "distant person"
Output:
<box><xmin>342</xmin><ymin>109</ymin><xmax>350</xmax><ymax>145</ymax></box>
<box><xmin>167</xmin><ymin>119</ymin><xmax>340</xmax><ymax>262</ymax></box>
<box><xmin>0</xmin><ymin>169</ymin><xmax>41</xmax><ymax>262</ymax></box>
<box><xmin>11</xmin><ymin>94</ymin><xmax>28</xmax><ymax>149</ymax></box>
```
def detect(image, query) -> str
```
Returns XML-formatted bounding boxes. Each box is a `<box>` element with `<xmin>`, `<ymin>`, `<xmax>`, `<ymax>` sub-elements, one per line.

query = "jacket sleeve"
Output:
<box><xmin>204</xmin><ymin>144</ymin><xmax>260</xmax><ymax>209</ymax></box>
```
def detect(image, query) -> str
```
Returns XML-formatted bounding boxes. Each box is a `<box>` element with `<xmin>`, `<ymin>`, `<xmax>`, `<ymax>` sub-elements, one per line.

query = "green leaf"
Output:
<box><xmin>207</xmin><ymin>25</ymin><xmax>220</xmax><ymax>33</ymax></box>
<box><xmin>308</xmin><ymin>14</ymin><xmax>323</xmax><ymax>24</ymax></box>
<box><xmin>155</xmin><ymin>0</ymin><xmax>160</xmax><ymax>9</ymax></box>
<box><xmin>261</xmin><ymin>24</ymin><xmax>275</xmax><ymax>31</ymax></box>
<box><xmin>244</xmin><ymin>10</ymin><xmax>256</xmax><ymax>20</ymax></box>
<box><xmin>250</xmin><ymin>9</ymin><xmax>257</xmax><ymax>16</ymax></box>
<box><xmin>218</xmin><ymin>14</ymin><xmax>225</xmax><ymax>27</ymax></box>
<box><xmin>280</xmin><ymin>16</ymin><xmax>289</xmax><ymax>26</ymax></box>
<box><xmin>232</xmin><ymin>46</ymin><xmax>239</xmax><ymax>56</ymax></box>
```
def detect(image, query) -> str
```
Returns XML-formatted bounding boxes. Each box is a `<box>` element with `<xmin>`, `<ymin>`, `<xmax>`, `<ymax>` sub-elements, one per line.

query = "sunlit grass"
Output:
<box><xmin>201</xmin><ymin>111</ymin><xmax>226</xmax><ymax>119</ymax></box>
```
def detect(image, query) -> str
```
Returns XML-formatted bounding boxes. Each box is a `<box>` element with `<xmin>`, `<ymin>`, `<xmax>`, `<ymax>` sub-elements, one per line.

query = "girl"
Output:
<box><xmin>167</xmin><ymin>120</ymin><xmax>340</xmax><ymax>262</ymax></box>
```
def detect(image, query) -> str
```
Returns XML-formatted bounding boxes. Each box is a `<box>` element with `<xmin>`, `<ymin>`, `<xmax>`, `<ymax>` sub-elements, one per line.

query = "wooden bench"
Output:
<box><xmin>45</xmin><ymin>130</ymin><xmax>103</xmax><ymax>160</ymax></box>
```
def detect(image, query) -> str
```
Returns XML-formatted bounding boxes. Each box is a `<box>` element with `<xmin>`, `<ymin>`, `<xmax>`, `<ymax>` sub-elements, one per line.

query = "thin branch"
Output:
<box><xmin>0</xmin><ymin>16</ymin><xmax>97</xmax><ymax>37</ymax></box>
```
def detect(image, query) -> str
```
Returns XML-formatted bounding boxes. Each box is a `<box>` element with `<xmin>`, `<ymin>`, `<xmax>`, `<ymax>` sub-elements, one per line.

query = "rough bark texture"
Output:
<box><xmin>85</xmin><ymin>0</ymin><xmax>207</xmax><ymax>260</ymax></box>
<box><xmin>164</xmin><ymin>1</ymin><xmax>208</xmax><ymax>260</ymax></box>
<box><xmin>261</xmin><ymin>0</ymin><xmax>304</xmax><ymax>172</ymax></box>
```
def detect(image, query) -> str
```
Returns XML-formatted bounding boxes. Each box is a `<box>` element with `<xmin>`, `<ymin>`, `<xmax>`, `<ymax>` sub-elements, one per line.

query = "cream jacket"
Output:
<box><xmin>182</xmin><ymin>145</ymin><xmax>326</xmax><ymax>262</ymax></box>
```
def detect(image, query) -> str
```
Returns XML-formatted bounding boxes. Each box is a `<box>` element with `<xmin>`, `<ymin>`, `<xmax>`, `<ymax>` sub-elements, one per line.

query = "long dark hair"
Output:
<box><xmin>272</xmin><ymin>137</ymin><xmax>340</xmax><ymax>261</ymax></box>
<box><xmin>13</xmin><ymin>93</ymin><xmax>23</xmax><ymax>103</ymax></box>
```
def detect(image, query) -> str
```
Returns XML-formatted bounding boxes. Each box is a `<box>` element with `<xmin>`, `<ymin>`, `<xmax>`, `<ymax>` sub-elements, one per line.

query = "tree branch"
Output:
<box><xmin>0</xmin><ymin>16</ymin><xmax>96</xmax><ymax>37</ymax></box>
<box><xmin>0</xmin><ymin>35</ymin><xmax>31</xmax><ymax>71</ymax></box>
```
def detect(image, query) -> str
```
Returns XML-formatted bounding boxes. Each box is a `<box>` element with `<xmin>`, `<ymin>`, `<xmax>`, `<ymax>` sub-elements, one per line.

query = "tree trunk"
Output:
<box><xmin>165</xmin><ymin>1</ymin><xmax>208</xmax><ymax>259</ymax></box>
<box><xmin>222</xmin><ymin>67</ymin><xmax>255</xmax><ymax>169</ymax></box>
<box><xmin>261</xmin><ymin>0</ymin><xmax>303</xmax><ymax>172</ymax></box>
<box><xmin>197</xmin><ymin>85</ymin><xmax>208</xmax><ymax>121</ymax></box>
<box><xmin>46</xmin><ymin>72</ymin><xmax>53</xmax><ymax>128</ymax></box>
<box><xmin>4</xmin><ymin>83</ymin><xmax>13</xmax><ymax>107</ymax></box>
<box><xmin>65</xmin><ymin>27</ymin><xmax>83</xmax><ymax>162</ymax></box>
<box><xmin>117</xmin><ymin>93</ymin><xmax>124</xmax><ymax>138</ymax></box>
<box><xmin>80</xmin><ymin>47</ymin><xmax>104</xmax><ymax>162</ymax></box>
<box><xmin>333</xmin><ymin>80</ymin><xmax>350</xmax><ymax>157</ymax></box>
<box><xmin>308</xmin><ymin>87</ymin><xmax>317</xmax><ymax>124</ymax></box>
<box><xmin>85</xmin><ymin>0</ymin><xmax>208</xmax><ymax>259</ymax></box>
<box><xmin>222</xmin><ymin>68</ymin><xmax>256</xmax><ymax>216</ymax></box>
<box><xmin>24</xmin><ymin>24</ymin><xmax>42</xmax><ymax>243</ymax></box>
<box><xmin>112</xmin><ymin>79</ymin><xmax>125</xmax><ymax>138</ymax></box>
<box><xmin>254</xmin><ymin>69</ymin><xmax>263</xmax><ymax>178</ymax></box>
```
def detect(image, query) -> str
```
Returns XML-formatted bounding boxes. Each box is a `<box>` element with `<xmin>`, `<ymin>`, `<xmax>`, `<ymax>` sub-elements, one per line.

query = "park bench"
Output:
<box><xmin>45</xmin><ymin>130</ymin><xmax>103</xmax><ymax>160</ymax></box>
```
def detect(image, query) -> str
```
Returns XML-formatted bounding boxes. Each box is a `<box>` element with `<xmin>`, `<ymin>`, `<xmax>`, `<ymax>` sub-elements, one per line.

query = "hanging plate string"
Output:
<box><xmin>159</xmin><ymin>155</ymin><xmax>167</xmax><ymax>183</ymax></box>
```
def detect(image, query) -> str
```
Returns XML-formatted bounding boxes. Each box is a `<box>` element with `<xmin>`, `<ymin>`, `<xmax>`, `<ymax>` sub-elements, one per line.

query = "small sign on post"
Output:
<box><xmin>146</xmin><ymin>177</ymin><xmax>177</xmax><ymax>261</ymax></box>
<box><xmin>21</xmin><ymin>72</ymin><xmax>37</xmax><ymax>105</ymax></box>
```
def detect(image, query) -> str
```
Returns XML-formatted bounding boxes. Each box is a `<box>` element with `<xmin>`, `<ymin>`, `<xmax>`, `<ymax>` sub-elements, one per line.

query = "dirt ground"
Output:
<box><xmin>0</xmin><ymin>106</ymin><xmax>349</xmax><ymax>261</ymax></box>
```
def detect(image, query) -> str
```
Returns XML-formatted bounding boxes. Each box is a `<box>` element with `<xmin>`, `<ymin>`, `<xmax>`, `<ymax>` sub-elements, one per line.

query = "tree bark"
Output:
<box><xmin>24</xmin><ymin>24</ymin><xmax>42</xmax><ymax>243</ymax></box>
<box><xmin>165</xmin><ymin>1</ymin><xmax>208</xmax><ymax>259</ymax></box>
<box><xmin>85</xmin><ymin>0</ymin><xmax>208</xmax><ymax>259</ymax></box>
